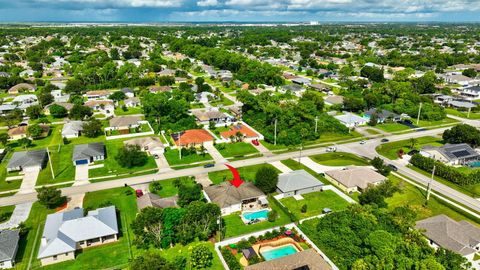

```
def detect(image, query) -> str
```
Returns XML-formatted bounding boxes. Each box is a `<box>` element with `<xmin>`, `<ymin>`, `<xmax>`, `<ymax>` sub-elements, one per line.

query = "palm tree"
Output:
<box><xmin>409</xmin><ymin>138</ymin><xmax>417</xmax><ymax>150</ymax></box>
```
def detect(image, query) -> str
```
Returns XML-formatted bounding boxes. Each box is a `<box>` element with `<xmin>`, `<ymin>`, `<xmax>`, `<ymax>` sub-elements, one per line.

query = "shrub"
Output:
<box><xmin>220</xmin><ymin>247</ymin><xmax>241</xmax><ymax>270</ymax></box>
<box><xmin>301</xmin><ymin>204</ymin><xmax>308</xmax><ymax>213</ymax></box>
<box><xmin>267</xmin><ymin>210</ymin><xmax>278</xmax><ymax>222</ymax></box>
<box><xmin>236</xmin><ymin>240</ymin><xmax>251</xmax><ymax>250</ymax></box>
<box><xmin>248</xmin><ymin>236</ymin><xmax>257</xmax><ymax>244</ymax></box>
<box><xmin>150</xmin><ymin>181</ymin><xmax>163</xmax><ymax>194</ymax></box>
<box><xmin>191</xmin><ymin>244</ymin><xmax>213</xmax><ymax>269</ymax></box>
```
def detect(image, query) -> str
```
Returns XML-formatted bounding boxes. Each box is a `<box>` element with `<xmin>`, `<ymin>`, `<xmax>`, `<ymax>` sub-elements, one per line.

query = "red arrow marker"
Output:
<box><xmin>226</xmin><ymin>164</ymin><xmax>244</xmax><ymax>188</ymax></box>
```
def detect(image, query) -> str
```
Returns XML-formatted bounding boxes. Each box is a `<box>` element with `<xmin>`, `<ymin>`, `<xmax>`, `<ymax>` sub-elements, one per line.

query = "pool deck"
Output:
<box><xmin>240</xmin><ymin>208</ymin><xmax>271</xmax><ymax>224</ymax></box>
<box><xmin>240</xmin><ymin>237</ymin><xmax>303</xmax><ymax>267</ymax></box>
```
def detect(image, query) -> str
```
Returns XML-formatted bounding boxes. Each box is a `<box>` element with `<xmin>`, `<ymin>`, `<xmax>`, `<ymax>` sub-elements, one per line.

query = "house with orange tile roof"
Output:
<box><xmin>171</xmin><ymin>129</ymin><xmax>214</xmax><ymax>147</ymax></box>
<box><xmin>220</xmin><ymin>124</ymin><xmax>262</xmax><ymax>142</ymax></box>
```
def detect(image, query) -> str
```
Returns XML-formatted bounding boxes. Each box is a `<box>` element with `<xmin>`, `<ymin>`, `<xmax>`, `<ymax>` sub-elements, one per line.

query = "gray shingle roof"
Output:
<box><xmin>7</xmin><ymin>149</ymin><xmax>47</xmax><ymax>170</ymax></box>
<box><xmin>437</xmin><ymin>143</ymin><xmax>479</xmax><ymax>161</ymax></box>
<box><xmin>38</xmin><ymin>206</ymin><xmax>118</xmax><ymax>259</ymax></box>
<box><xmin>277</xmin><ymin>170</ymin><xmax>323</xmax><ymax>193</ymax></box>
<box><xmin>204</xmin><ymin>181</ymin><xmax>265</xmax><ymax>208</ymax></box>
<box><xmin>245</xmin><ymin>249</ymin><xmax>333</xmax><ymax>270</ymax></box>
<box><xmin>136</xmin><ymin>193</ymin><xmax>178</xmax><ymax>210</ymax></box>
<box><xmin>416</xmin><ymin>214</ymin><xmax>480</xmax><ymax>256</ymax></box>
<box><xmin>0</xmin><ymin>230</ymin><xmax>19</xmax><ymax>262</ymax></box>
<box><xmin>72</xmin><ymin>143</ymin><xmax>105</xmax><ymax>161</ymax></box>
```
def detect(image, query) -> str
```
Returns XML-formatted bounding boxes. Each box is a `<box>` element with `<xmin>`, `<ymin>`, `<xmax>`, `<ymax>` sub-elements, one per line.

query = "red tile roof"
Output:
<box><xmin>173</xmin><ymin>129</ymin><xmax>214</xmax><ymax>146</ymax></box>
<box><xmin>221</xmin><ymin>124</ymin><xmax>258</xmax><ymax>139</ymax></box>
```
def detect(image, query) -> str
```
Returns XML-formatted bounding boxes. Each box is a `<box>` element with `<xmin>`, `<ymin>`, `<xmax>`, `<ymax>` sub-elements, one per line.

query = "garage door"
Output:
<box><xmin>75</xmin><ymin>159</ymin><xmax>89</xmax><ymax>165</ymax></box>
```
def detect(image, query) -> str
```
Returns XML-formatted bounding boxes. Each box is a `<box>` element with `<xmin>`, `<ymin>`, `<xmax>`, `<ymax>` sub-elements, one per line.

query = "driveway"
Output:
<box><xmin>18</xmin><ymin>169</ymin><xmax>40</xmax><ymax>194</ymax></box>
<box><xmin>63</xmin><ymin>194</ymin><xmax>84</xmax><ymax>211</ymax></box>
<box><xmin>74</xmin><ymin>164</ymin><xmax>89</xmax><ymax>186</ymax></box>
<box><xmin>298</xmin><ymin>157</ymin><xmax>345</xmax><ymax>173</ymax></box>
<box><xmin>254</xmin><ymin>142</ymin><xmax>273</xmax><ymax>157</ymax></box>
<box><xmin>204</xmin><ymin>143</ymin><xmax>228</xmax><ymax>164</ymax></box>
<box><xmin>0</xmin><ymin>202</ymin><xmax>32</xmax><ymax>229</ymax></box>
<box><xmin>153</xmin><ymin>152</ymin><xmax>172</xmax><ymax>173</ymax></box>
<box><xmin>268</xmin><ymin>161</ymin><xmax>292</xmax><ymax>173</ymax></box>
<box><xmin>195</xmin><ymin>173</ymin><xmax>212</xmax><ymax>188</ymax></box>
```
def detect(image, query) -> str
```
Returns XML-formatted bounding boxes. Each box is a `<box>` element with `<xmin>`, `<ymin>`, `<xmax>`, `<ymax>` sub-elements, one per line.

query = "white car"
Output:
<box><xmin>360</xmin><ymin>140</ymin><xmax>366</xmax><ymax>145</ymax></box>
<box><xmin>326</xmin><ymin>146</ymin><xmax>337</xmax><ymax>152</ymax></box>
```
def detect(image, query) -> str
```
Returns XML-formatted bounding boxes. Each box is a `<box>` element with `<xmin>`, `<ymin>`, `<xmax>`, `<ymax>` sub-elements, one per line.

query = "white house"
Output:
<box><xmin>334</xmin><ymin>113</ymin><xmax>367</xmax><ymax>128</ymax></box>
<box><xmin>276</xmin><ymin>170</ymin><xmax>324</xmax><ymax>197</ymax></box>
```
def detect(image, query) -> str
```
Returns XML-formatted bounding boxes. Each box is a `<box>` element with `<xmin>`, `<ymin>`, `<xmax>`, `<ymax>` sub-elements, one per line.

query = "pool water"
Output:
<box><xmin>242</xmin><ymin>209</ymin><xmax>269</xmax><ymax>221</ymax></box>
<box><xmin>261</xmin><ymin>245</ymin><xmax>298</xmax><ymax>261</ymax></box>
<box><xmin>469</xmin><ymin>161</ymin><xmax>480</xmax><ymax>168</ymax></box>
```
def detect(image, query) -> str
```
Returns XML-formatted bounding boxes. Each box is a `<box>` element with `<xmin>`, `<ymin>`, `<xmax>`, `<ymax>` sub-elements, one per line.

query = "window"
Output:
<box><xmin>53</xmin><ymin>255</ymin><xmax>57</xmax><ymax>261</ymax></box>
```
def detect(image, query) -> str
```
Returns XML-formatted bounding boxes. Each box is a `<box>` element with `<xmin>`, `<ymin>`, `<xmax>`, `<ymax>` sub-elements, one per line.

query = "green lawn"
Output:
<box><xmin>214</xmin><ymin>142</ymin><xmax>259</xmax><ymax>158</ymax></box>
<box><xmin>210</xmin><ymin>96</ymin><xmax>234</xmax><ymax>107</ymax></box>
<box><xmin>304</xmin><ymin>131</ymin><xmax>363</xmax><ymax>146</ymax></box>
<box><xmin>365</xmin><ymin>128</ymin><xmax>381</xmax><ymax>135</ymax></box>
<box><xmin>376</xmin><ymin>136</ymin><xmax>444</xmax><ymax>160</ymax></box>
<box><xmin>37</xmin><ymin>144</ymin><xmax>75</xmax><ymax>185</ymax></box>
<box><xmin>160</xmin><ymin>242</ymin><xmax>223</xmax><ymax>270</ymax></box>
<box><xmin>280</xmin><ymin>159</ymin><xmax>329</xmax><ymax>184</ymax></box>
<box><xmin>152</xmin><ymin>176</ymin><xmax>196</xmax><ymax>197</ymax></box>
<box><xmin>0</xmin><ymin>205</ymin><xmax>15</xmax><ymax>223</ymax></box>
<box><xmin>208</xmin><ymin>163</ymin><xmax>280</xmax><ymax>185</ymax></box>
<box><xmin>223</xmin><ymin>197</ymin><xmax>291</xmax><ymax>238</ymax></box>
<box><xmin>375</xmin><ymin>123</ymin><xmax>411</xmax><ymax>133</ymax></box>
<box><xmin>280</xmin><ymin>191</ymin><xmax>350</xmax><ymax>219</ymax></box>
<box><xmin>445</xmin><ymin>108</ymin><xmax>480</xmax><ymax>120</ymax></box>
<box><xmin>114</xmin><ymin>106</ymin><xmax>143</xmax><ymax>116</ymax></box>
<box><xmin>387</xmin><ymin>174</ymin><xmax>479</xmax><ymax>226</ymax></box>
<box><xmin>89</xmin><ymin>139</ymin><xmax>158</xmax><ymax>178</ymax></box>
<box><xmin>163</xmin><ymin>148</ymin><xmax>213</xmax><ymax>166</ymax></box>
<box><xmin>310</xmin><ymin>152</ymin><xmax>370</xmax><ymax>166</ymax></box>
<box><xmin>416</xmin><ymin>117</ymin><xmax>458</xmax><ymax>128</ymax></box>
<box><xmin>0</xmin><ymin>151</ymin><xmax>22</xmax><ymax>192</ymax></box>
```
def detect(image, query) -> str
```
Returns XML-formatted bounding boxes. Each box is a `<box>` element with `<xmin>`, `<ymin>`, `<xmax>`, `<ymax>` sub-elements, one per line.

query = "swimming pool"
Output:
<box><xmin>261</xmin><ymin>245</ymin><xmax>298</xmax><ymax>261</ymax></box>
<box><xmin>469</xmin><ymin>161</ymin><xmax>480</xmax><ymax>168</ymax></box>
<box><xmin>242</xmin><ymin>209</ymin><xmax>269</xmax><ymax>221</ymax></box>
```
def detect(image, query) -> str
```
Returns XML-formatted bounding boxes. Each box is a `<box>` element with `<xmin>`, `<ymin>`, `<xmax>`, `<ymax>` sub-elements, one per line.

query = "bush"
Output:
<box><xmin>236</xmin><ymin>240</ymin><xmax>251</xmax><ymax>250</ymax></box>
<box><xmin>191</xmin><ymin>244</ymin><xmax>213</xmax><ymax>269</ymax></box>
<box><xmin>37</xmin><ymin>186</ymin><xmax>65</xmax><ymax>209</ymax></box>
<box><xmin>267</xmin><ymin>210</ymin><xmax>278</xmax><ymax>222</ymax></box>
<box><xmin>301</xmin><ymin>204</ymin><xmax>307</xmax><ymax>213</ymax></box>
<box><xmin>149</xmin><ymin>181</ymin><xmax>163</xmax><ymax>194</ymax></box>
<box><xmin>248</xmin><ymin>236</ymin><xmax>257</xmax><ymax>244</ymax></box>
<box><xmin>220</xmin><ymin>247</ymin><xmax>241</xmax><ymax>270</ymax></box>
<box><xmin>255</xmin><ymin>166</ymin><xmax>279</xmax><ymax>194</ymax></box>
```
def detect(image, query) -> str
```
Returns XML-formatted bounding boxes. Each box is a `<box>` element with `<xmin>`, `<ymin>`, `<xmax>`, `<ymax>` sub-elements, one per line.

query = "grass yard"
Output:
<box><xmin>0</xmin><ymin>205</ymin><xmax>15</xmax><ymax>223</ymax></box>
<box><xmin>210</xmin><ymin>96</ymin><xmax>234</xmax><ymax>107</ymax></box>
<box><xmin>37</xmin><ymin>187</ymin><xmax>138</xmax><ymax>270</ymax></box>
<box><xmin>376</xmin><ymin>136</ymin><xmax>444</xmax><ymax>160</ymax></box>
<box><xmin>160</xmin><ymin>242</ymin><xmax>223</xmax><ymax>270</ymax></box>
<box><xmin>310</xmin><ymin>152</ymin><xmax>370</xmax><ymax>166</ymax></box>
<box><xmin>89</xmin><ymin>139</ymin><xmax>157</xmax><ymax>178</ymax></box>
<box><xmin>114</xmin><ymin>106</ymin><xmax>143</xmax><ymax>116</ymax></box>
<box><xmin>365</xmin><ymin>128</ymin><xmax>381</xmax><ymax>135</ymax></box>
<box><xmin>163</xmin><ymin>148</ymin><xmax>213</xmax><ymax>166</ymax></box>
<box><xmin>151</xmin><ymin>176</ymin><xmax>196</xmax><ymax>197</ymax></box>
<box><xmin>387</xmin><ymin>174</ymin><xmax>479</xmax><ymax>226</ymax></box>
<box><xmin>223</xmin><ymin>197</ymin><xmax>291</xmax><ymax>238</ymax></box>
<box><xmin>208</xmin><ymin>163</ymin><xmax>280</xmax><ymax>185</ymax></box>
<box><xmin>281</xmin><ymin>159</ymin><xmax>328</xmax><ymax>184</ymax></box>
<box><xmin>375</xmin><ymin>123</ymin><xmax>411</xmax><ymax>133</ymax></box>
<box><xmin>445</xmin><ymin>108</ymin><xmax>480</xmax><ymax>120</ymax></box>
<box><xmin>280</xmin><ymin>191</ymin><xmax>350</xmax><ymax>219</ymax></box>
<box><xmin>416</xmin><ymin>117</ymin><xmax>458</xmax><ymax>128</ymax></box>
<box><xmin>214</xmin><ymin>142</ymin><xmax>259</xmax><ymax>158</ymax></box>
<box><xmin>0</xmin><ymin>151</ymin><xmax>22</xmax><ymax>192</ymax></box>
<box><xmin>37</xmin><ymin>144</ymin><xmax>75</xmax><ymax>185</ymax></box>
<box><xmin>304</xmin><ymin>131</ymin><xmax>363</xmax><ymax>146</ymax></box>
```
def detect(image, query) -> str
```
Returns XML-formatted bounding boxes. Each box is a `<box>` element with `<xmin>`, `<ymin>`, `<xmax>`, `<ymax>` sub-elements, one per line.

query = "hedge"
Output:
<box><xmin>220</xmin><ymin>247</ymin><xmax>241</xmax><ymax>270</ymax></box>
<box><xmin>409</xmin><ymin>154</ymin><xmax>480</xmax><ymax>186</ymax></box>
<box><xmin>268</xmin><ymin>194</ymin><xmax>298</xmax><ymax>222</ymax></box>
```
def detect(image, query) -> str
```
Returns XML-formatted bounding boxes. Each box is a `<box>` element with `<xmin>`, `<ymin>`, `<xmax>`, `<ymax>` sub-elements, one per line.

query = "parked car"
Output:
<box><xmin>381</xmin><ymin>138</ymin><xmax>389</xmax><ymax>143</ymax></box>
<box><xmin>251</xmin><ymin>139</ymin><xmax>259</xmax><ymax>146</ymax></box>
<box><xmin>153</xmin><ymin>154</ymin><xmax>159</xmax><ymax>159</ymax></box>
<box><xmin>388</xmin><ymin>164</ymin><xmax>398</xmax><ymax>171</ymax></box>
<box><xmin>360</xmin><ymin>140</ymin><xmax>366</xmax><ymax>145</ymax></box>
<box><xmin>326</xmin><ymin>146</ymin><xmax>337</xmax><ymax>152</ymax></box>
<box><xmin>204</xmin><ymin>163</ymin><xmax>215</xmax><ymax>168</ymax></box>
<box><xmin>135</xmin><ymin>189</ymin><xmax>144</xmax><ymax>198</ymax></box>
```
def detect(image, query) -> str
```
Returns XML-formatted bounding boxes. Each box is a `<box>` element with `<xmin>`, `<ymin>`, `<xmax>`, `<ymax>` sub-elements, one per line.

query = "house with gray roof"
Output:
<box><xmin>276</xmin><ymin>170</ymin><xmax>324</xmax><ymax>197</ymax></box>
<box><xmin>136</xmin><ymin>193</ymin><xmax>178</xmax><ymax>211</ymax></box>
<box><xmin>364</xmin><ymin>108</ymin><xmax>401</xmax><ymax>123</ymax></box>
<box><xmin>416</xmin><ymin>215</ymin><xmax>480</xmax><ymax>260</ymax></box>
<box><xmin>61</xmin><ymin>121</ymin><xmax>84</xmax><ymax>139</ymax></box>
<box><xmin>0</xmin><ymin>230</ymin><xmax>20</xmax><ymax>269</ymax></box>
<box><xmin>7</xmin><ymin>149</ymin><xmax>47</xmax><ymax>172</ymax></box>
<box><xmin>245</xmin><ymin>249</ymin><xmax>333</xmax><ymax>270</ymax></box>
<box><xmin>421</xmin><ymin>143</ymin><xmax>480</xmax><ymax>165</ymax></box>
<box><xmin>38</xmin><ymin>206</ymin><xmax>118</xmax><ymax>266</ymax></box>
<box><xmin>72</xmin><ymin>143</ymin><xmax>105</xmax><ymax>166</ymax></box>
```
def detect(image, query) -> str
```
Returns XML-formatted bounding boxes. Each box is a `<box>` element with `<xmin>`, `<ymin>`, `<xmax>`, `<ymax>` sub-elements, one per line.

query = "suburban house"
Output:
<box><xmin>245</xmin><ymin>249</ymin><xmax>333</xmax><ymax>270</ymax></box>
<box><xmin>324</xmin><ymin>95</ymin><xmax>344</xmax><ymax>106</ymax></box>
<box><xmin>459</xmin><ymin>85</ymin><xmax>480</xmax><ymax>100</ymax></box>
<box><xmin>229</xmin><ymin>106</ymin><xmax>242</xmax><ymax>119</ymax></box>
<box><xmin>84</xmin><ymin>100</ymin><xmax>115</xmax><ymax>116</ymax></box>
<box><xmin>220</xmin><ymin>124</ymin><xmax>262</xmax><ymax>142</ymax></box>
<box><xmin>196</xmin><ymin>92</ymin><xmax>216</xmax><ymax>103</ymax></box>
<box><xmin>0</xmin><ymin>230</ymin><xmax>20</xmax><ymax>269</ymax></box>
<box><xmin>276</xmin><ymin>170</ymin><xmax>324</xmax><ymax>197</ymax></box>
<box><xmin>108</xmin><ymin>116</ymin><xmax>142</xmax><ymax>133</ymax></box>
<box><xmin>420</xmin><ymin>143</ymin><xmax>480</xmax><ymax>165</ymax></box>
<box><xmin>157</xmin><ymin>69</ymin><xmax>175</xmax><ymax>77</ymax></box>
<box><xmin>325</xmin><ymin>167</ymin><xmax>386</xmax><ymax>193</ymax></box>
<box><xmin>85</xmin><ymin>90</ymin><xmax>110</xmax><ymax>100</ymax></box>
<box><xmin>44</xmin><ymin>102</ymin><xmax>74</xmax><ymax>115</ymax></box>
<box><xmin>124</xmin><ymin>97</ymin><xmax>140</xmax><ymax>108</ymax></box>
<box><xmin>61</xmin><ymin>121</ymin><xmax>84</xmax><ymax>138</ymax></box>
<box><xmin>121</xmin><ymin>88</ymin><xmax>135</xmax><ymax>98</ymax></box>
<box><xmin>8</xmin><ymin>83</ymin><xmax>36</xmax><ymax>95</ymax></box>
<box><xmin>0</xmin><ymin>105</ymin><xmax>17</xmax><ymax>116</ymax></box>
<box><xmin>51</xmin><ymin>90</ymin><xmax>70</xmax><ymax>102</ymax></box>
<box><xmin>192</xmin><ymin>109</ymin><xmax>230</xmax><ymax>126</ymax></box>
<box><xmin>37</xmin><ymin>206</ymin><xmax>119</xmax><ymax>266</ymax></box>
<box><xmin>291</xmin><ymin>77</ymin><xmax>312</xmax><ymax>85</ymax></box>
<box><xmin>363</xmin><ymin>108</ymin><xmax>401</xmax><ymax>123</ymax></box>
<box><xmin>172</xmin><ymin>129</ymin><xmax>214</xmax><ymax>147</ymax></box>
<box><xmin>204</xmin><ymin>181</ymin><xmax>267</xmax><ymax>215</ymax></box>
<box><xmin>136</xmin><ymin>193</ymin><xmax>178</xmax><ymax>211</ymax></box>
<box><xmin>72</xmin><ymin>142</ymin><xmax>105</xmax><ymax>166</ymax></box>
<box><xmin>334</xmin><ymin>113</ymin><xmax>368</xmax><ymax>128</ymax></box>
<box><xmin>415</xmin><ymin>215</ymin><xmax>480</xmax><ymax>261</ymax></box>
<box><xmin>441</xmin><ymin>74</ymin><xmax>476</xmax><ymax>86</ymax></box>
<box><xmin>7</xmin><ymin>149</ymin><xmax>47</xmax><ymax>172</ymax></box>
<box><xmin>149</xmin><ymin>86</ymin><xmax>171</xmax><ymax>93</ymax></box>
<box><xmin>124</xmin><ymin>136</ymin><xmax>164</xmax><ymax>155</ymax></box>
<box><xmin>310</xmin><ymin>83</ymin><xmax>331</xmax><ymax>93</ymax></box>
<box><xmin>7</xmin><ymin>125</ymin><xmax>49</xmax><ymax>140</ymax></box>
<box><xmin>12</xmin><ymin>95</ymin><xmax>39</xmax><ymax>111</ymax></box>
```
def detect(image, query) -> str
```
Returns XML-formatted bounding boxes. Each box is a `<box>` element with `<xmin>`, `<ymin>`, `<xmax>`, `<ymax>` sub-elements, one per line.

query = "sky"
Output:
<box><xmin>0</xmin><ymin>0</ymin><xmax>480</xmax><ymax>23</ymax></box>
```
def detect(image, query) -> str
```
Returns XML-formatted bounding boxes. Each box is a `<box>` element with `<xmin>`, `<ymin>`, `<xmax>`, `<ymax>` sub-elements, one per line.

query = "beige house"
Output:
<box><xmin>38</xmin><ymin>206</ymin><xmax>118</xmax><ymax>266</ymax></box>
<box><xmin>109</xmin><ymin>116</ymin><xmax>141</xmax><ymax>132</ymax></box>
<box><xmin>124</xmin><ymin>136</ymin><xmax>164</xmax><ymax>154</ymax></box>
<box><xmin>325</xmin><ymin>167</ymin><xmax>386</xmax><ymax>193</ymax></box>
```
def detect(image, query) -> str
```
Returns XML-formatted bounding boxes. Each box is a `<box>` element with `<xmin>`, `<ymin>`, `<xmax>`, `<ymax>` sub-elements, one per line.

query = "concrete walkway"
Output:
<box><xmin>154</xmin><ymin>153</ymin><xmax>172</xmax><ymax>173</ymax></box>
<box><xmin>63</xmin><ymin>194</ymin><xmax>85</xmax><ymax>211</ymax></box>
<box><xmin>299</xmin><ymin>157</ymin><xmax>345</xmax><ymax>173</ymax></box>
<box><xmin>268</xmin><ymin>161</ymin><xmax>292</xmax><ymax>173</ymax></box>
<box><xmin>195</xmin><ymin>173</ymin><xmax>213</xmax><ymax>188</ymax></box>
<box><xmin>18</xmin><ymin>170</ymin><xmax>40</xmax><ymax>194</ymax></box>
<box><xmin>0</xmin><ymin>202</ymin><xmax>32</xmax><ymax>229</ymax></box>
<box><xmin>254</xmin><ymin>143</ymin><xmax>273</xmax><ymax>157</ymax></box>
<box><xmin>204</xmin><ymin>143</ymin><xmax>228</xmax><ymax>164</ymax></box>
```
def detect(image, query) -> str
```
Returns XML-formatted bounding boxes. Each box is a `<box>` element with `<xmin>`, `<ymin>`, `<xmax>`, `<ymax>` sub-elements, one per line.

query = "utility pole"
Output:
<box><xmin>298</xmin><ymin>142</ymin><xmax>303</xmax><ymax>164</ymax></box>
<box><xmin>468</xmin><ymin>107</ymin><xmax>472</xmax><ymax>119</ymax></box>
<box><xmin>426</xmin><ymin>164</ymin><xmax>436</xmax><ymax>201</ymax></box>
<box><xmin>315</xmin><ymin>116</ymin><xmax>319</xmax><ymax>133</ymax></box>
<box><xmin>177</xmin><ymin>131</ymin><xmax>182</xmax><ymax>160</ymax></box>
<box><xmin>274</xmin><ymin>118</ymin><xmax>277</xmax><ymax>146</ymax></box>
<box><xmin>47</xmin><ymin>148</ymin><xmax>55</xmax><ymax>179</ymax></box>
<box><xmin>416</xmin><ymin>102</ymin><xmax>423</xmax><ymax>125</ymax></box>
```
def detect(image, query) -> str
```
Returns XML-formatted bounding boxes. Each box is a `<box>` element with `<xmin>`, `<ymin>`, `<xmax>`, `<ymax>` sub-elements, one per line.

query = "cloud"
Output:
<box><xmin>197</xmin><ymin>0</ymin><xmax>218</xmax><ymax>7</ymax></box>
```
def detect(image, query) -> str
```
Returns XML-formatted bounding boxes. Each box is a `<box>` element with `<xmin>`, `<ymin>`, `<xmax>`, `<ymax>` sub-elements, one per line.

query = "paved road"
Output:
<box><xmin>1</xmin><ymin>120</ymin><xmax>479</xmax><ymax>215</ymax></box>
